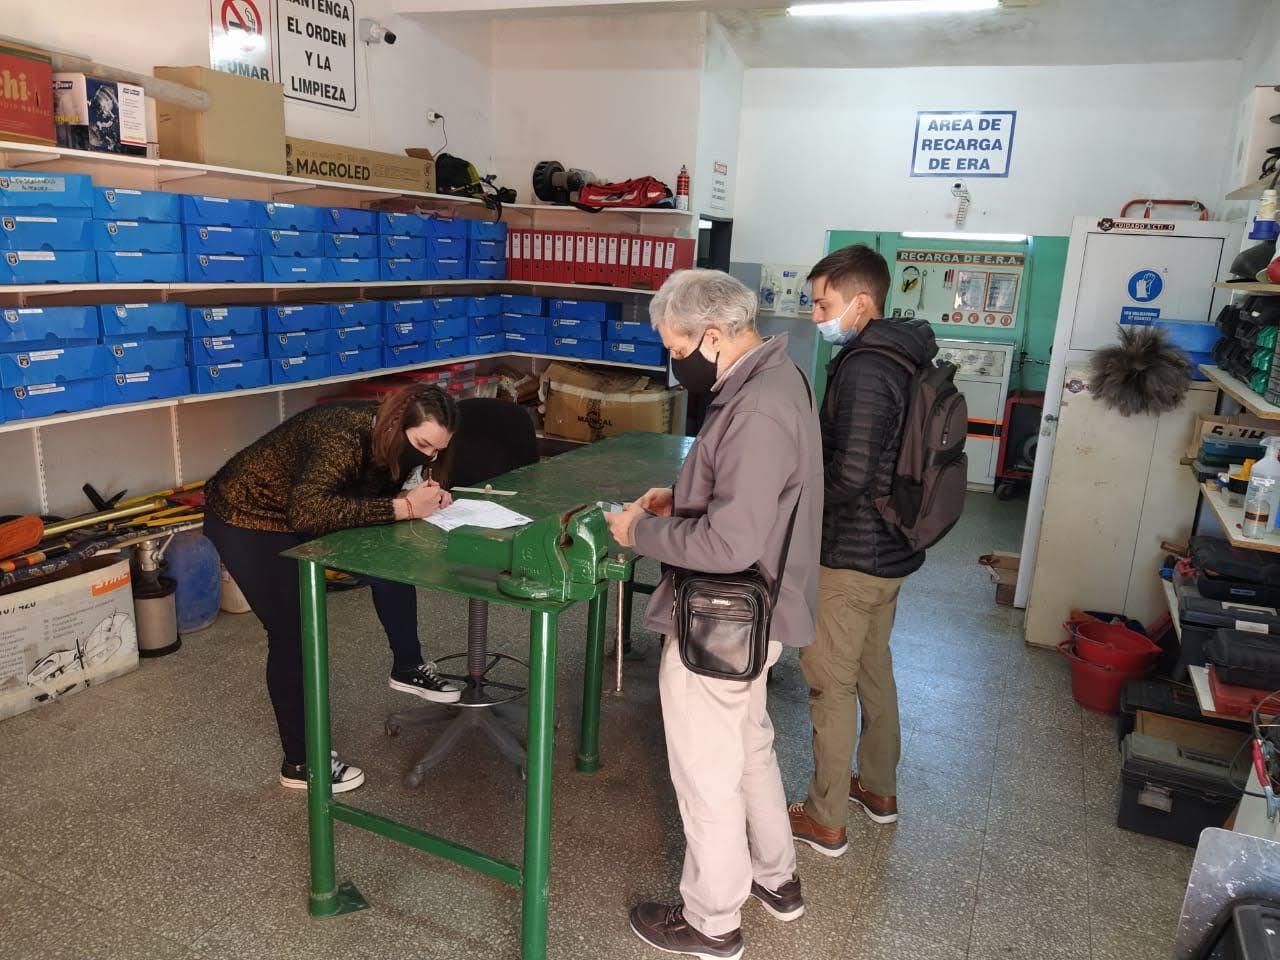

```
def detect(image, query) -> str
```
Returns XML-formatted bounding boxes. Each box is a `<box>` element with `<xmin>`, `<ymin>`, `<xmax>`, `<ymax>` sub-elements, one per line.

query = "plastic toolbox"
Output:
<box><xmin>192</xmin><ymin>359</ymin><xmax>270</xmax><ymax>394</ymax></box>
<box><xmin>384</xmin><ymin>342</ymin><xmax>432</xmax><ymax>367</ymax></box>
<box><xmin>503</xmin><ymin>332</ymin><xmax>548</xmax><ymax>355</ymax></box>
<box><xmin>469</xmin><ymin>315</ymin><xmax>502</xmax><ymax>336</ymax></box>
<box><xmin>180</xmin><ymin>195</ymin><xmax>263</xmax><ymax>228</ymax></box>
<box><xmin>330</xmin><ymin>324</ymin><xmax>381</xmax><ymax>351</ymax></box>
<box><xmin>426</xmin><ymin>217</ymin><xmax>468</xmax><ymax>240</ymax></box>
<box><xmin>256</xmin><ymin>202</ymin><xmax>326</xmax><ymax>233</ymax></box>
<box><xmin>0</xmin><ymin>342</ymin><xmax>107</xmax><ymax>387</ymax></box>
<box><xmin>183</xmin><ymin>225</ymin><xmax>258</xmax><ymax>256</ymax></box>
<box><xmin>501</xmin><ymin>313</ymin><xmax>548</xmax><ymax>336</ymax></box>
<box><xmin>324</xmin><ymin>207</ymin><xmax>378</xmax><ymax>235</ymax></box>
<box><xmin>188</xmin><ymin>306</ymin><xmax>263</xmax><ymax>338</ymax></box>
<box><xmin>331</xmin><ymin>347</ymin><xmax>381</xmax><ymax>375</ymax></box>
<box><xmin>383</xmin><ymin>299</ymin><xmax>431</xmax><ymax>324</ymax></box>
<box><xmin>103</xmin><ymin>367</ymin><xmax>191</xmax><ymax>405</ymax></box>
<box><xmin>270</xmin><ymin>353</ymin><xmax>332</xmax><ymax>384</ymax></box>
<box><xmin>3</xmin><ymin>378</ymin><xmax>103</xmax><ymax>420</ymax></box>
<box><xmin>608</xmin><ymin>319</ymin><xmax>662</xmax><ymax>343</ymax></box>
<box><xmin>469</xmin><ymin>333</ymin><xmax>504</xmax><ymax>355</ymax></box>
<box><xmin>379</xmin><ymin>234</ymin><xmax>428</xmax><ymax>260</ymax></box>
<box><xmin>268</xmin><ymin>330</ymin><xmax>330</xmax><ymax>359</ymax></box>
<box><xmin>552</xmin><ymin>300</ymin><xmax>622</xmax><ymax>324</ymax></box>
<box><xmin>380</xmin><ymin>258</ymin><xmax>430</xmax><ymax>282</ymax></box>
<box><xmin>1118</xmin><ymin>731</ymin><xmax>1243</xmax><ymax>846</ymax></box>
<box><xmin>468</xmin><ymin>296</ymin><xmax>501</xmax><ymax>316</ymax></box>
<box><xmin>549</xmin><ymin>317</ymin><xmax>604</xmax><ymax>340</ymax></box>
<box><xmin>0</xmin><ymin>215</ymin><xmax>93</xmax><ymax>250</ymax></box>
<box><xmin>427</xmin><ymin>257</ymin><xmax>466</xmax><ymax>281</ymax></box>
<box><xmin>93</xmin><ymin>221</ymin><xmax>183</xmax><ymax>253</ymax></box>
<box><xmin>548</xmin><ymin>337</ymin><xmax>604</xmax><ymax>361</ymax></box>
<box><xmin>185</xmin><ymin>254</ymin><xmax>262</xmax><ymax>283</ymax></box>
<box><xmin>189</xmin><ymin>333</ymin><xmax>265</xmax><ymax>366</ymax></box>
<box><xmin>94</xmin><ymin>187</ymin><xmax>181</xmax><ymax>223</ymax></box>
<box><xmin>97</xmin><ymin>252</ymin><xmax>185</xmax><ymax>283</ymax></box>
<box><xmin>425</xmin><ymin>297</ymin><xmax>469</xmax><ymax>320</ymax></box>
<box><xmin>266</xmin><ymin>303</ymin><xmax>329</xmax><ymax>334</ymax></box>
<box><xmin>385</xmin><ymin>320</ymin><xmax>433</xmax><ymax>347</ymax></box>
<box><xmin>105</xmin><ymin>336</ymin><xmax>187</xmax><ymax>373</ymax></box>
<box><xmin>432</xmin><ymin>336</ymin><xmax>470</xmax><ymax>360</ymax></box>
<box><xmin>1207</xmin><ymin>666</ymin><xmax>1276</xmax><ymax>718</ymax></box>
<box><xmin>378</xmin><ymin>212</ymin><xmax>430</xmax><ymax>237</ymax></box>
<box><xmin>1178</xmin><ymin>579</ymin><xmax>1280</xmax><ymax>669</ymax></box>
<box><xmin>322</xmin><ymin>258</ymin><xmax>380</xmax><ymax>283</ymax></box>
<box><xmin>469</xmin><ymin>259</ymin><xmax>506</xmax><ymax>281</ymax></box>
<box><xmin>1117</xmin><ymin>678</ymin><xmax>1246</xmax><ymax>742</ymax></box>
<box><xmin>605</xmin><ymin>340</ymin><xmax>666</xmax><ymax>367</ymax></box>
<box><xmin>329</xmin><ymin>300</ymin><xmax>381</xmax><ymax>327</ymax></box>
<box><xmin>258</xmin><ymin>230</ymin><xmax>325</xmax><ymax>259</ymax></box>
<box><xmin>324</xmin><ymin>232</ymin><xmax>378</xmax><ymax>259</ymax></box>
<box><xmin>0</xmin><ymin>170</ymin><xmax>94</xmax><ymax>216</ymax></box>
<box><xmin>0</xmin><ymin>250</ymin><xmax>97</xmax><ymax>284</ymax></box>
<box><xmin>468</xmin><ymin>221</ymin><xmax>508</xmax><ymax>243</ymax></box>
<box><xmin>497</xmin><ymin>294</ymin><xmax>546</xmax><ymax>316</ymax></box>
<box><xmin>429</xmin><ymin>316</ymin><xmax>469</xmax><ymax>340</ymax></box>
<box><xmin>99</xmin><ymin>302</ymin><xmax>186</xmax><ymax>339</ymax></box>
<box><xmin>1</xmin><ymin>305</ymin><xmax>98</xmax><ymax>346</ymax></box>
<box><xmin>263</xmin><ymin>256</ymin><xmax>324</xmax><ymax>283</ymax></box>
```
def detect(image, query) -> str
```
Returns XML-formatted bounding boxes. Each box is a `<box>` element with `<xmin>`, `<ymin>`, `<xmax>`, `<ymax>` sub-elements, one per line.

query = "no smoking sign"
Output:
<box><xmin>210</xmin><ymin>0</ymin><xmax>274</xmax><ymax>81</ymax></box>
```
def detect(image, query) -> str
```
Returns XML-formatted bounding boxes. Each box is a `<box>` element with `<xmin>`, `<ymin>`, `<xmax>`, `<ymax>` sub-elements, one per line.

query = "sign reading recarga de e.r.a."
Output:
<box><xmin>911</xmin><ymin>110</ymin><xmax>1017</xmax><ymax>179</ymax></box>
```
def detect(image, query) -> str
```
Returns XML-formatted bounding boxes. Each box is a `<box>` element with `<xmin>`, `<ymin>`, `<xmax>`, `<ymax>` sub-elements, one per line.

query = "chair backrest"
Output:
<box><xmin>450</xmin><ymin>398</ymin><xmax>540</xmax><ymax>488</ymax></box>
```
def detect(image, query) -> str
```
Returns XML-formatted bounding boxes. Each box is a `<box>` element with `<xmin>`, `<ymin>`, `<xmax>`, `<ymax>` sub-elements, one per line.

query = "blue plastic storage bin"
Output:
<box><xmin>257</xmin><ymin>202</ymin><xmax>326</xmax><ymax>233</ymax></box>
<box><xmin>469</xmin><ymin>315</ymin><xmax>502</xmax><ymax>336</ymax></box>
<box><xmin>270</xmin><ymin>354</ymin><xmax>331</xmax><ymax>384</ymax></box>
<box><xmin>549</xmin><ymin>317</ymin><xmax>604</xmax><ymax>340</ymax></box>
<box><xmin>502</xmin><ymin>313</ymin><xmax>548</xmax><ymax>336</ymax></box>
<box><xmin>385</xmin><ymin>320</ymin><xmax>433</xmax><ymax>346</ymax></box>
<box><xmin>425</xmin><ymin>297</ymin><xmax>468</xmax><ymax>319</ymax></box>
<box><xmin>93</xmin><ymin>221</ymin><xmax>183</xmax><ymax>253</ymax></box>
<box><xmin>433</xmin><ymin>337</ymin><xmax>470</xmax><ymax>360</ymax></box>
<box><xmin>497</xmin><ymin>294</ymin><xmax>545</xmax><ymax>316</ymax></box>
<box><xmin>0</xmin><ymin>250</ymin><xmax>97</xmax><ymax>284</ymax></box>
<box><xmin>324</xmin><ymin>208</ymin><xmax>378</xmax><ymax>235</ymax></box>
<box><xmin>426</xmin><ymin>217</ymin><xmax>468</xmax><ymax>241</ymax></box>
<box><xmin>383</xmin><ymin>299</ymin><xmax>431</xmax><ymax>324</ymax></box>
<box><xmin>379</xmin><ymin>235</ymin><xmax>428</xmax><ymax>260</ymax></box>
<box><xmin>468</xmin><ymin>221</ymin><xmax>508</xmax><ymax>243</ymax></box>
<box><xmin>332</xmin><ymin>347</ymin><xmax>382</xmax><ymax>375</ymax></box>
<box><xmin>548</xmin><ymin>337</ymin><xmax>604</xmax><ymax>361</ymax></box>
<box><xmin>184</xmin><ymin>225</ymin><xmax>258</xmax><ymax>256</ymax></box>
<box><xmin>268</xmin><ymin>330</ymin><xmax>330</xmax><ymax>358</ymax></box>
<box><xmin>553</xmin><ymin>300</ymin><xmax>622</xmax><ymax>324</ymax></box>
<box><xmin>428</xmin><ymin>257</ymin><xmax>466</xmax><ymax>281</ymax></box>
<box><xmin>0</xmin><ymin>343</ymin><xmax>107</xmax><ymax>387</ymax></box>
<box><xmin>429</xmin><ymin>316</ymin><xmax>469</xmax><ymax>340</ymax></box>
<box><xmin>105</xmin><ymin>336</ymin><xmax>187</xmax><ymax>373</ymax></box>
<box><xmin>1119</xmin><ymin>317</ymin><xmax>1221</xmax><ymax>353</ymax></box>
<box><xmin>103</xmin><ymin>367</ymin><xmax>191</xmax><ymax>404</ymax></box>
<box><xmin>94</xmin><ymin>187</ymin><xmax>181</xmax><ymax>223</ymax></box>
<box><xmin>0</xmin><ymin>171</ymin><xmax>93</xmax><ymax>216</ymax></box>
<box><xmin>330</xmin><ymin>323</ymin><xmax>381</xmax><ymax>351</ymax></box>
<box><xmin>186</xmin><ymin>254</ymin><xmax>262</xmax><ymax>283</ymax></box>
<box><xmin>3</xmin><ymin>378</ymin><xmax>102</xmax><ymax>420</ymax></box>
<box><xmin>329</xmin><ymin>300</ymin><xmax>380</xmax><ymax>327</ymax></box>
<box><xmin>264</xmin><ymin>256</ymin><xmax>324</xmax><ymax>283</ymax></box>
<box><xmin>468</xmin><ymin>296</ymin><xmax>501</xmax><ymax>317</ymax></box>
<box><xmin>378</xmin><ymin>212</ymin><xmax>429</xmax><ymax>237</ymax></box>
<box><xmin>181</xmin><ymin>195</ymin><xmax>262</xmax><ymax>228</ymax></box>
<box><xmin>605</xmin><ymin>340</ymin><xmax>666</xmax><ymax>367</ymax></box>
<box><xmin>503</xmin><ymin>332</ymin><xmax>548</xmax><ymax>355</ymax></box>
<box><xmin>469</xmin><ymin>333</ymin><xmax>504</xmax><ymax>355</ymax></box>
<box><xmin>258</xmin><ymin>230</ymin><xmax>324</xmax><ymax>258</ymax></box>
<box><xmin>188</xmin><ymin>305</ymin><xmax>263</xmax><ymax>338</ymax></box>
<box><xmin>469</xmin><ymin>259</ymin><xmax>506</xmax><ymax>281</ymax></box>
<box><xmin>189</xmin><ymin>333</ymin><xmax>265</xmax><ymax>366</ymax></box>
<box><xmin>1</xmin><ymin>305</ymin><xmax>98</xmax><ymax>346</ymax></box>
<box><xmin>99</xmin><ymin>302</ymin><xmax>186</xmax><ymax>339</ymax></box>
<box><xmin>384</xmin><ymin>342</ymin><xmax>431</xmax><ymax>367</ymax></box>
<box><xmin>428</xmin><ymin>236</ymin><xmax>465</xmax><ymax>261</ymax></box>
<box><xmin>266</xmin><ymin>303</ymin><xmax>329</xmax><ymax>334</ymax></box>
<box><xmin>381</xmin><ymin>258</ymin><xmax>430</xmax><ymax>282</ymax></box>
<box><xmin>0</xmin><ymin>216</ymin><xmax>93</xmax><ymax>250</ymax></box>
<box><xmin>469</xmin><ymin>239</ymin><xmax>505</xmax><ymax>262</ymax></box>
<box><xmin>97</xmin><ymin>252</ymin><xmax>185</xmax><ymax>283</ymax></box>
<box><xmin>192</xmin><ymin>359</ymin><xmax>270</xmax><ymax>394</ymax></box>
<box><xmin>322</xmin><ymin>258</ymin><xmax>380</xmax><ymax>283</ymax></box>
<box><xmin>325</xmin><ymin>232</ymin><xmax>378</xmax><ymax>259</ymax></box>
<box><xmin>608</xmin><ymin>320</ymin><xmax>662</xmax><ymax>344</ymax></box>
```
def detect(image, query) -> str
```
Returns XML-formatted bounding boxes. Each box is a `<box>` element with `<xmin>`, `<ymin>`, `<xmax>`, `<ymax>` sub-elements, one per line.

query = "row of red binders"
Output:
<box><xmin>505</xmin><ymin>229</ymin><xmax>696</xmax><ymax>289</ymax></box>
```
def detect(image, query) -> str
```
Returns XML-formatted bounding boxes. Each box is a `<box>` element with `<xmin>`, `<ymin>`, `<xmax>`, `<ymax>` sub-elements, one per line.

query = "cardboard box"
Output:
<box><xmin>540</xmin><ymin>361</ymin><xmax>685</xmax><ymax>444</ymax></box>
<box><xmin>0</xmin><ymin>557</ymin><xmax>137</xmax><ymax>721</ymax></box>
<box><xmin>154</xmin><ymin>66</ymin><xmax>285</xmax><ymax>175</ymax></box>
<box><xmin>286</xmin><ymin>137</ymin><xmax>434</xmax><ymax>193</ymax></box>
<box><xmin>978</xmin><ymin>551</ymin><xmax>1020</xmax><ymax>606</ymax></box>
<box><xmin>0</xmin><ymin>41</ymin><xmax>54</xmax><ymax>145</ymax></box>
<box><xmin>53</xmin><ymin>73</ymin><xmax>146</xmax><ymax>156</ymax></box>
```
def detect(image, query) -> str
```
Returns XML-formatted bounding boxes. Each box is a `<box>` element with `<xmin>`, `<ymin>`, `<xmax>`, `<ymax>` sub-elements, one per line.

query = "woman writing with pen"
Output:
<box><xmin>203</xmin><ymin>383</ymin><xmax>463</xmax><ymax>794</ymax></box>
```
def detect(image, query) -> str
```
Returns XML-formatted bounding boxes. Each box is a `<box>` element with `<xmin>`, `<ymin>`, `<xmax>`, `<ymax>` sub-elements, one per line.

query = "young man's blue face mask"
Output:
<box><xmin>817</xmin><ymin>299</ymin><xmax>856</xmax><ymax>345</ymax></box>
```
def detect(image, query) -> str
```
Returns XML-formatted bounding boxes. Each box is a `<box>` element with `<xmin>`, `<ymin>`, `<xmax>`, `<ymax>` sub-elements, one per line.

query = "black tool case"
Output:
<box><xmin>1118</xmin><ymin>733</ymin><xmax>1242</xmax><ymax>847</ymax></box>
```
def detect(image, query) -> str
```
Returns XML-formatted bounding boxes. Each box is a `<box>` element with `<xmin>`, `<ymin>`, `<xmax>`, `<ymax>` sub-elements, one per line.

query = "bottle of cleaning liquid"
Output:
<box><xmin>675</xmin><ymin>165</ymin><xmax>690</xmax><ymax>211</ymax></box>
<box><xmin>1243</xmin><ymin>437</ymin><xmax>1280</xmax><ymax>539</ymax></box>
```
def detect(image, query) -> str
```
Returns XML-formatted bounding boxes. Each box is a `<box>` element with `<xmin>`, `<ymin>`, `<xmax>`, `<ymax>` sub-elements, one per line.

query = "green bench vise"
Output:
<box><xmin>445</xmin><ymin>504</ymin><xmax>633</xmax><ymax>601</ymax></box>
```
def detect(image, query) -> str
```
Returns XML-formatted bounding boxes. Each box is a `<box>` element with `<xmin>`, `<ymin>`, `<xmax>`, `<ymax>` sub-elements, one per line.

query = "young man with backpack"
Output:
<box><xmin>788</xmin><ymin>244</ymin><xmax>965</xmax><ymax>856</ymax></box>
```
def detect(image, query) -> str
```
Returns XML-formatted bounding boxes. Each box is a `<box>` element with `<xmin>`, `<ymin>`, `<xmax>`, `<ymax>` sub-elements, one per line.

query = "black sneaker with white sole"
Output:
<box><xmin>388</xmin><ymin>662</ymin><xmax>462</xmax><ymax>703</ymax></box>
<box><xmin>279</xmin><ymin>751</ymin><xmax>365</xmax><ymax>794</ymax></box>
<box><xmin>749</xmin><ymin>875</ymin><xmax>805</xmax><ymax>922</ymax></box>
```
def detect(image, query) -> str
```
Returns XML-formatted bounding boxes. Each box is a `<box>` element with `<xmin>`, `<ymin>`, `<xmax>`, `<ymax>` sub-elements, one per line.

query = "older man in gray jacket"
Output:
<box><xmin>605</xmin><ymin>269</ymin><xmax>823</xmax><ymax>960</ymax></box>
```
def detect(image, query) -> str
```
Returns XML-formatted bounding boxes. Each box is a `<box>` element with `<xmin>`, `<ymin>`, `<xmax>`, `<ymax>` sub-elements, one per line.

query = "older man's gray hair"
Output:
<box><xmin>649</xmin><ymin>268</ymin><xmax>758</xmax><ymax>339</ymax></box>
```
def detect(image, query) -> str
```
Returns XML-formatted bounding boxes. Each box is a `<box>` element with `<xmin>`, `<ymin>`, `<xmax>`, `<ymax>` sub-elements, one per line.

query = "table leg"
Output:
<box><xmin>620</xmin><ymin>579</ymin><xmax>635</xmax><ymax>655</ymax></box>
<box><xmin>522</xmin><ymin>610</ymin><xmax>558</xmax><ymax>960</ymax></box>
<box><xmin>576</xmin><ymin>588</ymin><xmax>606</xmax><ymax>774</ymax></box>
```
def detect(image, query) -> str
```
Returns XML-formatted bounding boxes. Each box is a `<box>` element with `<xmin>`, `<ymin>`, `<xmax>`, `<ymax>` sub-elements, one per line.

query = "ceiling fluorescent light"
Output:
<box><xmin>788</xmin><ymin>0</ymin><xmax>1000</xmax><ymax>17</ymax></box>
<box><xmin>902</xmin><ymin>231</ymin><xmax>1028</xmax><ymax>242</ymax></box>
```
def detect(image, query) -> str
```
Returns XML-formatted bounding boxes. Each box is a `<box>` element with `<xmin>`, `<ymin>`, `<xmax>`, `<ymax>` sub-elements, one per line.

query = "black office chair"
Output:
<box><xmin>385</xmin><ymin>397</ymin><xmax>541</xmax><ymax>787</ymax></box>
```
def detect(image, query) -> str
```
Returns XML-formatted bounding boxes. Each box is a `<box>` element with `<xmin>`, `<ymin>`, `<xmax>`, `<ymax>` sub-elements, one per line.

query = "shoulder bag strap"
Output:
<box><xmin>768</xmin><ymin>364</ymin><xmax>815</xmax><ymax>606</ymax></box>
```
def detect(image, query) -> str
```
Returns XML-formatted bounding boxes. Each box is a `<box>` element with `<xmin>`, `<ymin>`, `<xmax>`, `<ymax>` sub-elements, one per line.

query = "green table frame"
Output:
<box><xmin>285</xmin><ymin>432</ymin><xmax>691</xmax><ymax>960</ymax></box>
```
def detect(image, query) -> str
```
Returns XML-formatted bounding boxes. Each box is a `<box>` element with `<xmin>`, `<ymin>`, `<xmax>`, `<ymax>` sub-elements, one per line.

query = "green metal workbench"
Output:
<box><xmin>285</xmin><ymin>431</ymin><xmax>691</xmax><ymax>960</ymax></box>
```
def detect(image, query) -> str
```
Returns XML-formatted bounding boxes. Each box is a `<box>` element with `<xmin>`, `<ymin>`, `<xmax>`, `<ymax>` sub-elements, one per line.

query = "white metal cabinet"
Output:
<box><xmin>937</xmin><ymin>338</ymin><xmax>1015</xmax><ymax>491</ymax></box>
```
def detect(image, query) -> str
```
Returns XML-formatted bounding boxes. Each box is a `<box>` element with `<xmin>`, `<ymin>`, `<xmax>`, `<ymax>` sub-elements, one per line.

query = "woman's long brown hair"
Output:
<box><xmin>371</xmin><ymin>384</ymin><xmax>460</xmax><ymax>484</ymax></box>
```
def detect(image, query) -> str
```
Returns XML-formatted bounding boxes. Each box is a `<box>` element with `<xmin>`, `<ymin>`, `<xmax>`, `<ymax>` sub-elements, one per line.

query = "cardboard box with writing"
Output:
<box><xmin>154</xmin><ymin>66</ymin><xmax>286</xmax><ymax>175</ymax></box>
<box><xmin>0</xmin><ymin>557</ymin><xmax>137</xmax><ymax>721</ymax></box>
<box><xmin>54</xmin><ymin>73</ymin><xmax>146</xmax><ymax>156</ymax></box>
<box><xmin>540</xmin><ymin>361</ymin><xmax>685</xmax><ymax>444</ymax></box>
<box><xmin>0</xmin><ymin>41</ymin><xmax>54</xmax><ymax>145</ymax></box>
<box><xmin>286</xmin><ymin>138</ymin><xmax>434</xmax><ymax>193</ymax></box>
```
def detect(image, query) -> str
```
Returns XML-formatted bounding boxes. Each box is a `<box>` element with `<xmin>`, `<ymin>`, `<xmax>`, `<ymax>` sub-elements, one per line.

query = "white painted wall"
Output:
<box><xmin>693</xmin><ymin>16</ymin><xmax>743</xmax><ymax>217</ymax></box>
<box><xmin>732</xmin><ymin>61</ymin><xmax>1238</xmax><ymax>265</ymax></box>
<box><xmin>1220</xmin><ymin>1</ymin><xmax>1280</xmax><ymax>215</ymax></box>
<box><xmin>7</xmin><ymin>0</ymin><xmax>492</xmax><ymax>165</ymax></box>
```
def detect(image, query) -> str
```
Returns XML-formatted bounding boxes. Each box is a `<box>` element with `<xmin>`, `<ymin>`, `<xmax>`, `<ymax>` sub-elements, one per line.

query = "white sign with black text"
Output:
<box><xmin>911</xmin><ymin>110</ymin><xmax>1016</xmax><ymax>179</ymax></box>
<box><xmin>274</xmin><ymin>0</ymin><xmax>357</xmax><ymax>112</ymax></box>
<box><xmin>709</xmin><ymin>160</ymin><xmax>729</xmax><ymax>214</ymax></box>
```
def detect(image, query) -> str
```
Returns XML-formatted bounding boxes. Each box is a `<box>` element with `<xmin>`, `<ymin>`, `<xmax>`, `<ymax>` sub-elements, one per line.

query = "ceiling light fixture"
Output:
<box><xmin>902</xmin><ymin>231</ymin><xmax>1028</xmax><ymax>243</ymax></box>
<box><xmin>787</xmin><ymin>0</ymin><xmax>999</xmax><ymax>17</ymax></box>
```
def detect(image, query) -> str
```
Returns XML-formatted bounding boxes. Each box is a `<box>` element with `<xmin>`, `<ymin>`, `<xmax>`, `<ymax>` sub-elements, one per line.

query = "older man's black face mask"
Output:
<box><xmin>671</xmin><ymin>333</ymin><xmax>719</xmax><ymax>396</ymax></box>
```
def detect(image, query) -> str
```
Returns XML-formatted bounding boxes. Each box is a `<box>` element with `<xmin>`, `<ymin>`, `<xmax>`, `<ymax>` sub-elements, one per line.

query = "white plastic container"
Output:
<box><xmin>1243</xmin><ymin>437</ymin><xmax>1280</xmax><ymax>538</ymax></box>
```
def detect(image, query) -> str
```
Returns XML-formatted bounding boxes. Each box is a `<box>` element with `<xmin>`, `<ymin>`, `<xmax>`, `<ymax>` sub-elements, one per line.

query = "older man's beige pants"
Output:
<box><xmin>659</xmin><ymin>637</ymin><xmax>795</xmax><ymax>937</ymax></box>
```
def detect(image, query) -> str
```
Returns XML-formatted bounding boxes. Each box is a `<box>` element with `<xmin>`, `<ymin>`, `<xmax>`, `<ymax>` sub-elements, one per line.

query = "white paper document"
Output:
<box><xmin>424</xmin><ymin>499</ymin><xmax>533</xmax><ymax>532</ymax></box>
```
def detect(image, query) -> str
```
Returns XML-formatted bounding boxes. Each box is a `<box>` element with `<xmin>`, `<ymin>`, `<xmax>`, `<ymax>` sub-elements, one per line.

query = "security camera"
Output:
<box><xmin>359</xmin><ymin>18</ymin><xmax>397</xmax><ymax>44</ymax></box>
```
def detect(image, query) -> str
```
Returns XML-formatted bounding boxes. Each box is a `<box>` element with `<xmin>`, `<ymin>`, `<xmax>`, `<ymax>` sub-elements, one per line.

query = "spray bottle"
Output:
<box><xmin>1243</xmin><ymin>436</ymin><xmax>1280</xmax><ymax>539</ymax></box>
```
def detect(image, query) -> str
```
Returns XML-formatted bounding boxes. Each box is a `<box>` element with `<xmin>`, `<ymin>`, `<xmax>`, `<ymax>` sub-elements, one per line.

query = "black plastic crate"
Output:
<box><xmin>1118</xmin><ymin>733</ymin><xmax>1242</xmax><ymax>847</ymax></box>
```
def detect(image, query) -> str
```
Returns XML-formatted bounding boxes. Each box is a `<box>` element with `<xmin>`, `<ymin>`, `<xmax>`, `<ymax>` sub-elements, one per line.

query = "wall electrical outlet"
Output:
<box><xmin>426</xmin><ymin>111</ymin><xmax>443</xmax><ymax>124</ymax></box>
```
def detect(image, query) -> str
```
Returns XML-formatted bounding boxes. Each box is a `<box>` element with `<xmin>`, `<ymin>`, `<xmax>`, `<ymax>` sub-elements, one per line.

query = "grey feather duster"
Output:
<box><xmin>1088</xmin><ymin>325</ymin><xmax>1190</xmax><ymax>416</ymax></box>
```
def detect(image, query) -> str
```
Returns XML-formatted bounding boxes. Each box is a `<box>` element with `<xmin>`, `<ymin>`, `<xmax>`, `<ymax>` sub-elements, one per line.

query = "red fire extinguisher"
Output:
<box><xmin>676</xmin><ymin>165</ymin><xmax>690</xmax><ymax>211</ymax></box>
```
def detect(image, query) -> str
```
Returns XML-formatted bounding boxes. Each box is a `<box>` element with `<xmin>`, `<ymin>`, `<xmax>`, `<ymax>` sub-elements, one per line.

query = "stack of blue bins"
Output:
<box><xmin>498</xmin><ymin>295</ymin><xmax>547</xmax><ymax>356</ymax></box>
<box><xmin>605</xmin><ymin>311</ymin><xmax>667</xmax><ymax>367</ymax></box>
<box><xmin>467</xmin><ymin>221</ymin><xmax>508</xmax><ymax>281</ymax></box>
<box><xmin>468</xmin><ymin>295</ymin><xmax>504</xmax><ymax>356</ymax></box>
<box><xmin>258</xmin><ymin>201</ymin><xmax>326</xmax><ymax>284</ymax></box>
<box><xmin>188</xmin><ymin>303</ymin><xmax>267</xmax><ymax>393</ymax></box>
<box><xmin>378</xmin><ymin>213</ymin><xmax>468</xmax><ymax>282</ymax></box>
<box><xmin>99</xmin><ymin>301</ymin><xmax>191</xmax><ymax>405</ymax></box>
<box><xmin>548</xmin><ymin>299</ymin><xmax>613</xmax><ymax>362</ymax></box>
<box><xmin>266</xmin><ymin>301</ymin><xmax>330</xmax><ymax>384</ymax></box>
<box><xmin>0</xmin><ymin>170</ymin><xmax>97</xmax><ymax>284</ymax></box>
<box><xmin>95</xmin><ymin>187</ymin><xmax>184</xmax><ymax>282</ymax></box>
<box><xmin>0</xmin><ymin>305</ymin><xmax>104</xmax><ymax>420</ymax></box>
<box><xmin>323</xmin><ymin>208</ymin><xmax>380</xmax><ymax>283</ymax></box>
<box><xmin>183</xmin><ymin>196</ymin><xmax>264</xmax><ymax>283</ymax></box>
<box><xmin>330</xmin><ymin>298</ymin><xmax>383</xmax><ymax>376</ymax></box>
<box><xmin>382</xmin><ymin>296</ymin><xmax>433</xmax><ymax>367</ymax></box>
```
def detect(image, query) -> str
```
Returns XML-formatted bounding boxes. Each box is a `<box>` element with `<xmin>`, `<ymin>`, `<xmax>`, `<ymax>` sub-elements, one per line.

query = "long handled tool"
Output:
<box><xmin>0</xmin><ymin>501</ymin><xmax>164</xmax><ymax>561</ymax></box>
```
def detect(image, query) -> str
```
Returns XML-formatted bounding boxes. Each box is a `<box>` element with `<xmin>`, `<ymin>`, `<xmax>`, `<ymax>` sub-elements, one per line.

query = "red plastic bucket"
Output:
<box><xmin>1064</xmin><ymin>621</ymin><xmax>1161</xmax><ymax>672</ymax></box>
<box><xmin>1058</xmin><ymin>639</ymin><xmax>1151</xmax><ymax>714</ymax></box>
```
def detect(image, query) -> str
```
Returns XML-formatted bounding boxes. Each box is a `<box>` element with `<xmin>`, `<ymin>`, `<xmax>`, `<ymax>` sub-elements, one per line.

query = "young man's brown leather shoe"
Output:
<box><xmin>787</xmin><ymin>802</ymin><xmax>848</xmax><ymax>857</ymax></box>
<box><xmin>849</xmin><ymin>774</ymin><xmax>899</xmax><ymax>824</ymax></box>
